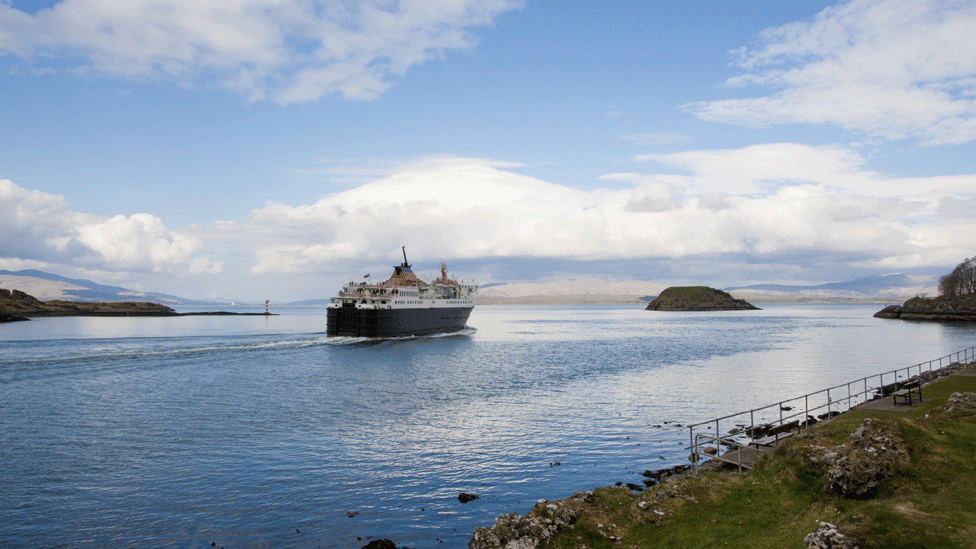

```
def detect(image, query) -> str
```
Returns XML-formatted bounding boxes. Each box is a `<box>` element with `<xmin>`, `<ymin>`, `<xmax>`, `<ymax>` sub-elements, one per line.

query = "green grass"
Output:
<box><xmin>540</xmin><ymin>372</ymin><xmax>976</xmax><ymax>549</ymax></box>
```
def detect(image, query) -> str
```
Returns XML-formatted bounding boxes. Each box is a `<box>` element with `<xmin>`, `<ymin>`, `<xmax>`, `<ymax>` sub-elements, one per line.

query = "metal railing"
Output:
<box><xmin>688</xmin><ymin>346</ymin><xmax>976</xmax><ymax>473</ymax></box>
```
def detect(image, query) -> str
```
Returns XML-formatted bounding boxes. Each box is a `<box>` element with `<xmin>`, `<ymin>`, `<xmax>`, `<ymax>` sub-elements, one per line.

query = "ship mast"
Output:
<box><xmin>401</xmin><ymin>246</ymin><xmax>410</xmax><ymax>268</ymax></box>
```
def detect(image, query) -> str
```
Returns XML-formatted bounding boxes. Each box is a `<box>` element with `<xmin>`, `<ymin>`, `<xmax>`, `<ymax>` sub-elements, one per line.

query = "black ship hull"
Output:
<box><xmin>327</xmin><ymin>304</ymin><xmax>473</xmax><ymax>338</ymax></box>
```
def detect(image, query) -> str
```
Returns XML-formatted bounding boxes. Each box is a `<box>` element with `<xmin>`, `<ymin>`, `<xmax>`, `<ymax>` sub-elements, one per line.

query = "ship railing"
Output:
<box><xmin>686</xmin><ymin>345</ymin><xmax>976</xmax><ymax>474</ymax></box>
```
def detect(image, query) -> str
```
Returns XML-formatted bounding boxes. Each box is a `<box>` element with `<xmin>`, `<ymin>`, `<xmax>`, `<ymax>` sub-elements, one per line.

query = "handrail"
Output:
<box><xmin>693</xmin><ymin>433</ymin><xmax>752</xmax><ymax>473</ymax></box>
<box><xmin>687</xmin><ymin>346</ymin><xmax>976</xmax><ymax>473</ymax></box>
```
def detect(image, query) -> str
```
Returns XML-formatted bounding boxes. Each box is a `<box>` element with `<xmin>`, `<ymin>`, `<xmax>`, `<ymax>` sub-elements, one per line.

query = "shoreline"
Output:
<box><xmin>464</xmin><ymin>358</ymin><xmax>976</xmax><ymax>549</ymax></box>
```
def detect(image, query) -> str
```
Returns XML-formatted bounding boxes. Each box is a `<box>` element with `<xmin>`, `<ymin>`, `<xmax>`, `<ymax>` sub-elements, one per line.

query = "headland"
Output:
<box><xmin>874</xmin><ymin>294</ymin><xmax>976</xmax><ymax>321</ymax></box>
<box><xmin>0</xmin><ymin>288</ymin><xmax>272</xmax><ymax>321</ymax></box>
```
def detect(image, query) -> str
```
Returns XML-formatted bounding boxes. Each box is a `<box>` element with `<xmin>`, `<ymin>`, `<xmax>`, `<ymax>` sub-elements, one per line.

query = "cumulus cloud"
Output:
<box><xmin>636</xmin><ymin>142</ymin><xmax>976</xmax><ymax>199</ymax></box>
<box><xmin>193</xmin><ymin>151</ymin><xmax>975</xmax><ymax>277</ymax></box>
<box><xmin>0</xmin><ymin>0</ymin><xmax>523</xmax><ymax>103</ymax></box>
<box><xmin>683</xmin><ymin>0</ymin><xmax>976</xmax><ymax>144</ymax></box>
<box><xmin>0</xmin><ymin>178</ymin><xmax>210</xmax><ymax>273</ymax></box>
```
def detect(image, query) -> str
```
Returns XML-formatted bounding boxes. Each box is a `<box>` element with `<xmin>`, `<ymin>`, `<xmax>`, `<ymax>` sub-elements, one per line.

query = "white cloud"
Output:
<box><xmin>683</xmin><ymin>0</ymin><xmax>976</xmax><ymax>144</ymax></box>
<box><xmin>188</xmin><ymin>255</ymin><xmax>223</xmax><ymax>274</ymax></box>
<box><xmin>636</xmin><ymin>142</ymin><xmax>976</xmax><ymax>199</ymax></box>
<box><xmin>0</xmin><ymin>0</ymin><xmax>523</xmax><ymax>103</ymax></box>
<box><xmin>0</xmin><ymin>178</ymin><xmax>211</xmax><ymax>273</ymax></box>
<box><xmin>189</xmin><ymin>152</ymin><xmax>975</xmax><ymax>277</ymax></box>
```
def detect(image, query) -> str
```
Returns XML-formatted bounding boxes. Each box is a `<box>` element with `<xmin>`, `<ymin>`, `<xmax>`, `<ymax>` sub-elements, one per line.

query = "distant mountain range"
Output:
<box><xmin>478</xmin><ymin>278</ymin><xmax>669</xmax><ymax>299</ymax></box>
<box><xmin>479</xmin><ymin>273</ymin><xmax>938</xmax><ymax>301</ymax></box>
<box><xmin>0</xmin><ymin>269</ymin><xmax>940</xmax><ymax>307</ymax></box>
<box><xmin>0</xmin><ymin>269</ymin><xmax>213</xmax><ymax>305</ymax></box>
<box><xmin>725</xmin><ymin>273</ymin><xmax>938</xmax><ymax>299</ymax></box>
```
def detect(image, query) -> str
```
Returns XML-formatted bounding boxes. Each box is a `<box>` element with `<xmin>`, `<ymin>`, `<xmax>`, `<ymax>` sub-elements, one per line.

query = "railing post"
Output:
<box><xmin>804</xmin><ymin>395</ymin><xmax>809</xmax><ymax>427</ymax></box>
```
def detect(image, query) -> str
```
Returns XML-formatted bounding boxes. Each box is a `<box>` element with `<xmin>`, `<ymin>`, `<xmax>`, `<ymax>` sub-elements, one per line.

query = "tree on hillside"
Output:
<box><xmin>938</xmin><ymin>256</ymin><xmax>976</xmax><ymax>296</ymax></box>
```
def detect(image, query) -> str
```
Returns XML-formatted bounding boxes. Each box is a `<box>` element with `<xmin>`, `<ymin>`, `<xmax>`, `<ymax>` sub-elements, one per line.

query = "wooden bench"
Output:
<box><xmin>893</xmin><ymin>381</ymin><xmax>922</xmax><ymax>406</ymax></box>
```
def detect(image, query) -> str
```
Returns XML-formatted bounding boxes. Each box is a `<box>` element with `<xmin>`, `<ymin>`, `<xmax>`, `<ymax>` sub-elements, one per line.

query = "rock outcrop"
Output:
<box><xmin>804</xmin><ymin>522</ymin><xmax>860</xmax><ymax>549</ymax></box>
<box><xmin>469</xmin><ymin>495</ymin><xmax>584</xmax><ymax>549</ymax></box>
<box><xmin>944</xmin><ymin>392</ymin><xmax>976</xmax><ymax>412</ymax></box>
<box><xmin>644</xmin><ymin>286</ymin><xmax>760</xmax><ymax>311</ymax></box>
<box><xmin>802</xmin><ymin>419</ymin><xmax>911</xmax><ymax>498</ymax></box>
<box><xmin>874</xmin><ymin>294</ymin><xmax>976</xmax><ymax>321</ymax></box>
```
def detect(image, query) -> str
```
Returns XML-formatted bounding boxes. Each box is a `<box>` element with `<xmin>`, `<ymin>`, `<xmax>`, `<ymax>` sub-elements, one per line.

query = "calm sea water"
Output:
<box><xmin>1</xmin><ymin>303</ymin><xmax>974</xmax><ymax>548</ymax></box>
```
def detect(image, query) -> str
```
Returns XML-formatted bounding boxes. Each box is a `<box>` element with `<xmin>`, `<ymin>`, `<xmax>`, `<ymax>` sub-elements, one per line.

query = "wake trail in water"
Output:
<box><xmin>0</xmin><ymin>327</ymin><xmax>478</xmax><ymax>374</ymax></box>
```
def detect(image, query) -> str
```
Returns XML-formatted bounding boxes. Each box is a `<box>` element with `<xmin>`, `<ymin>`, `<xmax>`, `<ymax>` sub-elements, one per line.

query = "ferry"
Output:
<box><xmin>326</xmin><ymin>248</ymin><xmax>478</xmax><ymax>337</ymax></box>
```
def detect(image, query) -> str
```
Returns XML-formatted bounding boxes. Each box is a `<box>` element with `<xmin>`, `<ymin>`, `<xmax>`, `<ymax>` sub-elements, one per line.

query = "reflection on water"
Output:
<box><xmin>1</xmin><ymin>304</ymin><xmax>973</xmax><ymax>548</ymax></box>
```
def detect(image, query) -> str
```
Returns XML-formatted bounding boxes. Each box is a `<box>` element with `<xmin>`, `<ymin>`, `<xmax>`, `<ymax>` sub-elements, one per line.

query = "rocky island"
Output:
<box><xmin>1</xmin><ymin>288</ymin><xmax>271</xmax><ymax>322</ymax></box>
<box><xmin>644</xmin><ymin>286</ymin><xmax>760</xmax><ymax>311</ymax></box>
<box><xmin>874</xmin><ymin>294</ymin><xmax>976</xmax><ymax>321</ymax></box>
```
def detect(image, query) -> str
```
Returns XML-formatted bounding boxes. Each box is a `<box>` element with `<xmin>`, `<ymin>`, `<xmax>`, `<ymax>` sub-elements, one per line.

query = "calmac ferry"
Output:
<box><xmin>326</xmin><ymin>249</ymin><xmax>478</xmax><ymax>337</ymax></box>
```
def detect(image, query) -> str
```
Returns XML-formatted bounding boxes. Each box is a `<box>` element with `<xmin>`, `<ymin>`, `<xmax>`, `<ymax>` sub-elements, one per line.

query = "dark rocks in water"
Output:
<box><xmin>458</xmin><ymin>493</ymin><xmax>479</xmax><ymax>503</ymax></box>
<box><xmin>361</xmin><ymin>540</ymin><xmax>405</xmax><ymax>549</ymax></box>
<box><xmin>642</xmin><ymin>464</ymin><xmax>691</xmax><ymax>484</ymax></box>
<box><xmin>874</xmin><ymin>294</ymin><xmax>976</xmax><ymax>321</ymax></box>
<box><xmin>0</xmin><ymin>313</ymin><xmax>30</xmax><ymax>323</ymax></box>
<box><xmin>745</xmin><ymin>423</ymin><xmax>773</xmax><ymax>438</ymax></box>
<box><xmin>625</xmin><ymin>482</ymin><xmax>644</xmax><ymax>492</ymax></box>
<box><xmin>645</xmin><ymin>286</ymin><xmax>760</xmax><ymax>311</ymax></box>
<box><xmin>873</xmin><ymin>304</ymin><xmax>903</xmax><ymax>319</ymax></box>
<box><xmin>768</xmin><ymin>420</ymin><xmax>800</xmax><ymax>437</ymax></box>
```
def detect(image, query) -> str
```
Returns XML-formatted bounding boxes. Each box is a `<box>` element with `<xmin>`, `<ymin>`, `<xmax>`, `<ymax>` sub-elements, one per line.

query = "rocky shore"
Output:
<box><xmin>873</xmin><ymin>294</ymin><xmax>976</xmax><ymax>321</ymax></box>
<box><xmin>645</xmin><ymin>286</ymin><xmax>760</xmax><ymax>311</ymax></box>
<box><xmin>462</xmin><ymin>362</ymin><xmax>976</xmax><ymax>549</ymax></box>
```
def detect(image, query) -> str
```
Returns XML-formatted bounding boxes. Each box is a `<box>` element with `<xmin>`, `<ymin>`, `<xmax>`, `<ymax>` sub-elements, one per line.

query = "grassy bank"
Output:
<box><xmin>535</xmin><ymin>371</ymin><xmax>976</xmax><ymax>549</ymax></box>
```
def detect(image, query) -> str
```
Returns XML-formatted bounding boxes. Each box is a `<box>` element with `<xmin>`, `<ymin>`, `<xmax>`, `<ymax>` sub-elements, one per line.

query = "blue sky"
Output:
<box><xmin>2</xmin><ymin>0</ymin><xmax>975</xmax><ymax>301</ymax></box>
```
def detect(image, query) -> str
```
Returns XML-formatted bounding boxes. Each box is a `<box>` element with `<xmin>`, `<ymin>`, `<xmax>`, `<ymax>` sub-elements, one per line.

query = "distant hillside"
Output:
<box><xmin>478</xmin><ymin>278</ymin><xmax>668</xmax><ymax>298</ymax></box>
<box><xmin>726</xmin><ymin>273</ymin><xmax>938</xmax><ymax>299</ymax></box>
<box><xmin>0</xmin><ymin>269</ymin><xmax>210</xmax><ymax>305</ymax></box>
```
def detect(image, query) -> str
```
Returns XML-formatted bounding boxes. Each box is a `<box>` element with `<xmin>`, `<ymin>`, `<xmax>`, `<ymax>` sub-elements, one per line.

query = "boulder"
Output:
<box><xmin>872</xmin><ymin>305</ymin><xmax>902</xmax><ymax>319</ymax></box>
<box><xmin>804</xmin><ymin>522</ymin><xmax>860</xmax><ymax>549</ymax></box>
